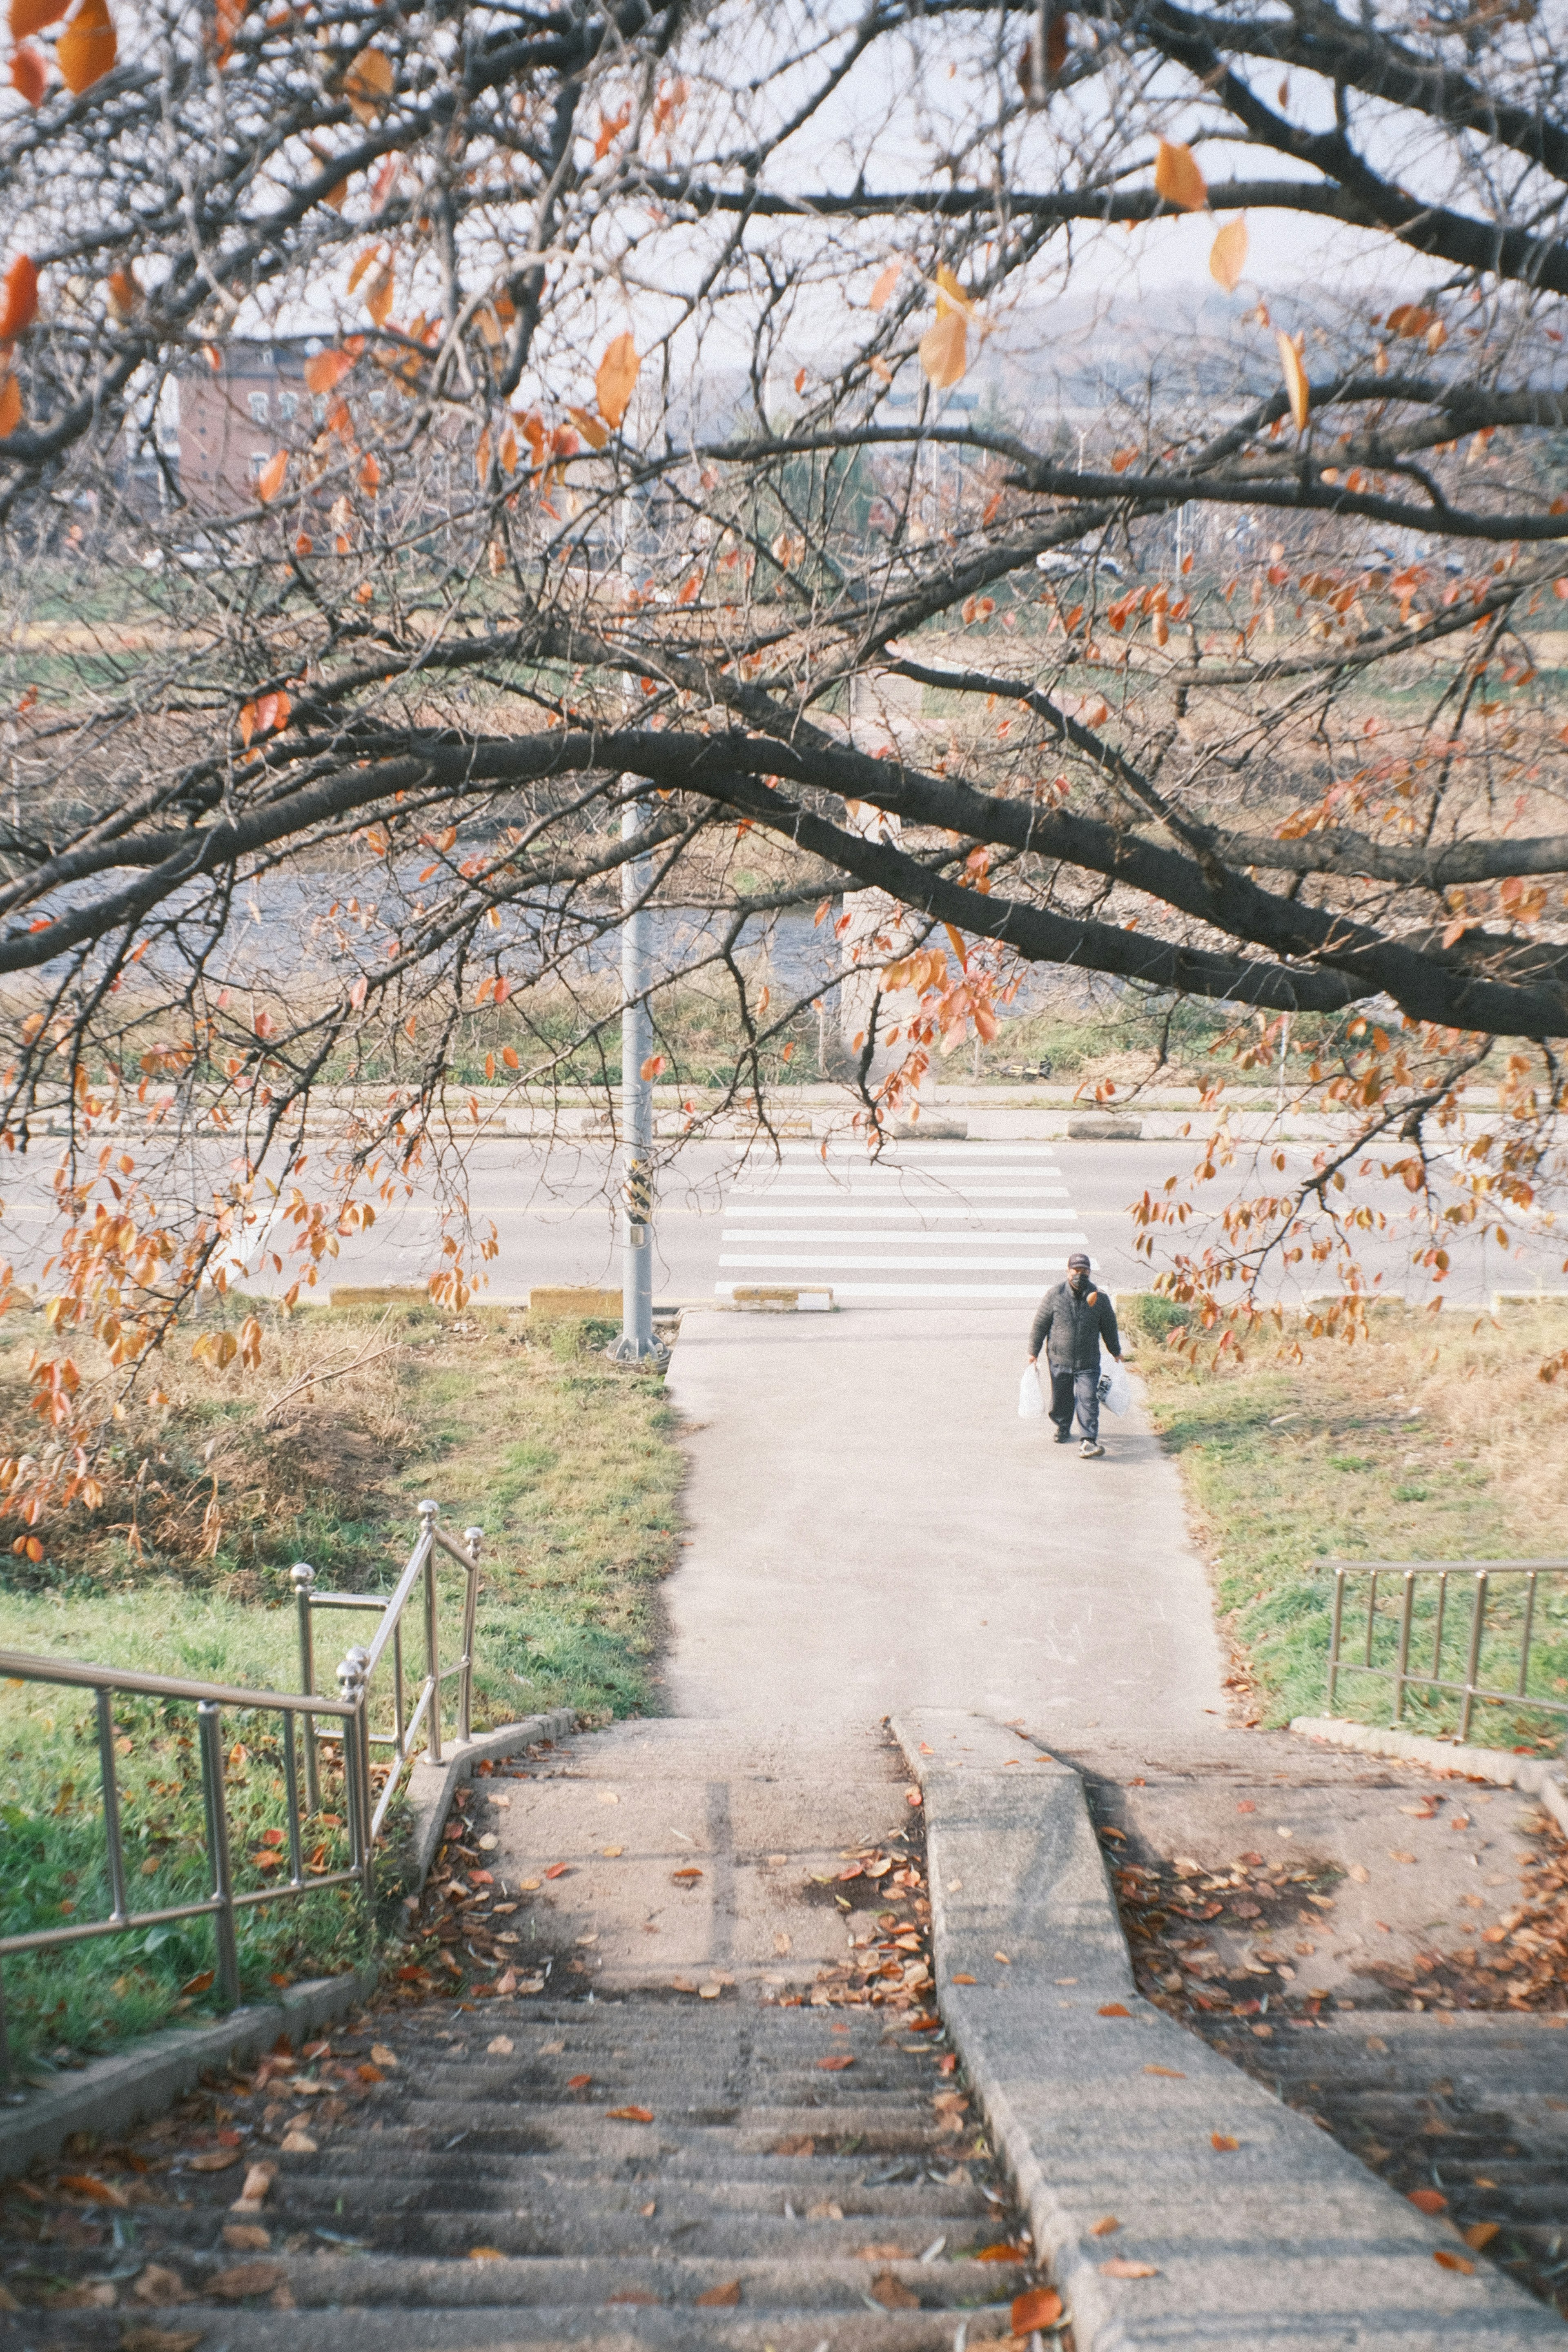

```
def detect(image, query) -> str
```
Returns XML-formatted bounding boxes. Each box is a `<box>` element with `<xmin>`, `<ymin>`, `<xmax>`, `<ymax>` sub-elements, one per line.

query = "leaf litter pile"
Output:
<box><xmin>1110</xmin><ymin>1806</ymin><xmax>1568</xmax><ymax>2321</ymax></box>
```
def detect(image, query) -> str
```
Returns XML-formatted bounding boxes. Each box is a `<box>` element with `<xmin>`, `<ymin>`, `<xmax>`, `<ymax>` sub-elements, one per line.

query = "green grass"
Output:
<box><xmin>1130</xmin><ymin>1297</ymin><xmax>1568</xmax><ymax>1748</ymax></box>
<box><xmin>0</xmin><ymin>1307</ymin><xmax>680</xmax><ymax>2068</ymax></box>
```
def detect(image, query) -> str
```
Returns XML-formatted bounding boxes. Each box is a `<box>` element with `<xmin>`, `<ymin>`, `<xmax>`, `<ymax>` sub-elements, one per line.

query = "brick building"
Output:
<box><xmin>177</xmin><ymin>338</ymin><xmax>319</xmax><ymax>511</ymax></box>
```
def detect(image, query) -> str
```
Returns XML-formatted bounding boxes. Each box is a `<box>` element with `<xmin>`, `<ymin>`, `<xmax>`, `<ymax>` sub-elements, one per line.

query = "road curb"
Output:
<box><xmin>1291</xmin><ymin>1714</ymin><xmax>1568</xmax><ymax>1839</ymax></box>
<box><xmin>0</xmin><ymin>1710</ymin><xmax>573</xmax><ymax>2183</ymax></box>
<box><xmin>0</xmin><ymin>1962</ymin><xmax>379</xmax><ymax>2180</ymax></box>
<box><xmin>893</xmin><ymin>1706</ymin><xmax>1559</xmax><ymax>2348</ymax></box>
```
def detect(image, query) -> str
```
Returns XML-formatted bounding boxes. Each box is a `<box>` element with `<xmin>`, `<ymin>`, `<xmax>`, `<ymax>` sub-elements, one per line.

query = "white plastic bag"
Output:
<box><xmin>1097</xmin><ymin>1352</ymin><xmax>1131</xmax><ymax>1417</ymax></box>
<box><xmin>1018</xmin><ymin>1364</ymin><xmax>1045</xmax><ymax>1419</ymax></box>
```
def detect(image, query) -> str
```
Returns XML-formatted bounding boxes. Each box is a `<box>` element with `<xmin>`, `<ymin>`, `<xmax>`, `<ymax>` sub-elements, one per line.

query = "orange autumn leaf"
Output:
<box><xmin>695</xmin><ymin>2281</ymin><xmax>740</xmax><ymax>2307</ymax></box>
<box><xmin>869</xmin><ymin>258</ymin><xmax>901</xmax><ymax>310</ymax></box>
<box><xmin>254</xmin><ymin>449</ymin><xmax>287</xmax><ymax>502</ymax></box>
<box><xmin>1101</xmin><ymin>2256</ymin><xmax>1160</xmax><ymax>2278</ymax></box>
<box><xmin>304</xmin><ymin>347</ymin><xmax>352</xmax><ymax>396</ymax></box>
<box><xmin>0</xmin><ymin>254</ymin><xmax>38</xmax><ymax>340</ymax></box>
<box><xmin>677</xmin><ymin>572</ymin><xmax>701</xmax><ymax>605</ymax></box>
<box><xmin>1408</xmin><ymin>2188</ymin><xmax>1447</xmax><ymax>2215</ymax></box>
<box><xmin>57</xmin><ymin>0</ymin><xmax>116</xmax><ymax>93</ymax></box>
<box><xmin>1464</xmin><ymin>2222</ymin><xmax>1500</xmax><ymax>2251</ymax></box>
<box><xmin>9</xmin><ymin>0</ymin><xmax>65</xmax><ymax>37</ymax></box>
<box><xmin>595</xmin><ymin>330</ymin><xmax>639</xmax><ymax>429</ymax></box>
<box><xmin>358</xmin><ymin>451</ymin><xmax>380</xmax><ymax>491</ymax></box>
<box><xmin>364</xmin><ymin>263</ymin><xmax>394</xmax><ymax>327</ymax></box>
<box><xmin>106</xmin><ymin>267</ymin><xmax>140</xmax><ymax>320</ymax></box>
<box><xmin>1012</xmin><ymin>2289</ymin><xmax>1064</xmax><ymax>2332</ymax></box>
<box><xmin>1432</xmin><ymin>2250</ymin><xmax>1474</xmax><ymax>2275</ymax></box>
<box><xmin>918</xmin><ymin>305</ymin><xmax>966</xmax><ymax>390</ymax></box>
<box><xmin>1097</xmin><ymin>2002</ymin><xmax>1131</xmax><ymax>2018</ymax></box>
<box><xmin>1276</xmin><ymin>328</ymin><xmax>1310</xmax><ymax>432</ymax></box>
<box><xmin>9</xmin><ymin>40</ymin><xmax>47</xmax><ymax>100</ymax></box>
<box><xmin>606</xmin><ymin>2105</ymin><xmax>653</xmax><ymax>2123</ymax></box>
<box><xmin>343</xmin><ymin>42</ymin><xmax>392</xmax><ymax>122</ymax></box>
<box><xmin>1209</xmin><ymin>214</ymin><xmax>1247</xmax><ymax>292</ymax></box>
<box><xmin>566</xmin><ymin>403</ymin><xmax>608</xmax><ymax>450</ymax></box>
<box><xmin>474</xmin><ymin>424</ymin><xmax>491</xmax><ymax>483</ymax></box>
<box><xmin>59</xmin><ymin>2173</ymin><xmax>128</xmax><ymax>2207</ymax></box>
<box><xmin>1211</xmin><ymin>2132</ymin><xmax>1239</xmax><ymax>2152</ymax></box>
<box><xmin>501</xmin><ymin>1044</ymin><xmax>520</xmax><ymax>1069</ymax></box>
<box><xmin>639</xmin><ymin>1054</ymin><xmax>666</xmax><ymax>1080</ymax></box>
<box><xmin>0</xmin><ymin>374</ymin><xmax>22</xmax><ymax>439</ymax></box>
<box><xmin>1154</xmin><ymin>138</ymin><xmax>1206</xmax><ymax>211</ymax></box>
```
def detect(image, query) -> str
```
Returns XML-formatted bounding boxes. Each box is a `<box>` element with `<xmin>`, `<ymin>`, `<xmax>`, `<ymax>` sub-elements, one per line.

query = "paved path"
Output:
<box><xmin>664</xmin><ymin>1303</ymin><xmax>1228</xmax><ymax>1746</ymax></box>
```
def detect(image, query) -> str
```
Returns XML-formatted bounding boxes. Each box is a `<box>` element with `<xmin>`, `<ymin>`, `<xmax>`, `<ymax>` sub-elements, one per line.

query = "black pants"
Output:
<box><xmin>1049</xmin><ymin>1366</ymin><xmax>1100</xmax><ymax>1443</ymax></box>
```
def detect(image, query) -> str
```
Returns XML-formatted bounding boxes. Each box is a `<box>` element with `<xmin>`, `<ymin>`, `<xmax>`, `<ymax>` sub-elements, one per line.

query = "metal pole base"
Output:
<box><xmin>605</xmin><ymin>1332</ymin><xmax>669</xmax><ymax>1367</ymax></box>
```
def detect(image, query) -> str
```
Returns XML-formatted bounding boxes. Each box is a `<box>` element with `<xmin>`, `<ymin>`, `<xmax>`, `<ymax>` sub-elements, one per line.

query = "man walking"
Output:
<box><xmin>1027</xmin><ymin>1252</ymin><xmax>1124</xmax><ymax>1459</ymax></box>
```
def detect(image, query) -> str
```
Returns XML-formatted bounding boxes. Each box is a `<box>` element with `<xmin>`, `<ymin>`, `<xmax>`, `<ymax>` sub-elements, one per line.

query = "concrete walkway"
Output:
<box><xmin>664</xmin><ymin>1304</ymin><xmax>1227</xmax><ymax>1753</ymax></box>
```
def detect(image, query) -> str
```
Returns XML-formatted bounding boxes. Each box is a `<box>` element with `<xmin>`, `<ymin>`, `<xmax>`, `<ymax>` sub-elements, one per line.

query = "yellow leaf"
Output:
<box><xmin>57</xmin><ymin>0</ymin><xmax>115</xmax><ymax>91</ymax></box>
<box><xmin>595</xmin><ymin>330</ymin><xmax>639</xmax><ymax>430</ymax></box>
<box><xmin>919</xmin><ymin>307</ymin><xmax>967</xmax><ymax>390</ymax></box>
<box><xmin>934</xmin><ymin>264</ymin><xmax>972</xmax><ymax>317</ymax></box>
<box><xmin>255</xmin><ymin>449</ymin><xmax>287</xmax><ymax>502</ymax></box>
<box><xmin>1209</xmin><ymin>215</ymin><xmax>1247</xmax><ymax>293</ymax></box>
<box><xmin>343</xmin><ymin>44</ymin><xmax>392</xmax><ymax>123</ymax></box>
<box><xmin>566</xmin><ymin>404</ymin><xmax>608</xmax><ymax>450</ymax></box>
<box><xmin>1154</xmin><ymin>138</ymin><xmax>1207</xmax><ymax>212</ymax></box>
<box><xmin>869</xmin><ymin>259</ymin><xmax>901</xmax><ymax>310</ymax></box>
<box><xmin>1276</xmin><ymin>328</ymin><xmax>1310</xmax><ymax>432</ymax></box>
<box><xmin>0</xmin><ymin>374</ymin><xmax>22</xmax><ymax>440</ymax></box>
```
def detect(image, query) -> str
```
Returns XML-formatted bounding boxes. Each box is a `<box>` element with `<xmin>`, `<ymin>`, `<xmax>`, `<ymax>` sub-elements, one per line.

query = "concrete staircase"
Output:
<box><xmin>12</xmin><ymin>2000</ymin><xmax>1031</xmax><ymax>2348</ymax></box>
<box><xmin>2</xmin><ymin>1719</ymin><xmax>1042</xmax><ymax>2347</ymax></box>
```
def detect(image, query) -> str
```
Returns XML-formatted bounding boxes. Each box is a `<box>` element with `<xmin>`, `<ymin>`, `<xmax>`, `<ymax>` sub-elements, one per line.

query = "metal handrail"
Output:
<box><xmin>0</xmin><ymin>1500</ymin><xmax>486</xmax><ymax>2096</ymax></box>
<box><xmin>1324</xmin><ymin>1557</ymin><xmax>1568</xmax><ymax>1742</ymax></box>
<box><xmin>290</xmin><ymin>1498</ymin><xmax>483</xmax><ymax>1840</ymax></box>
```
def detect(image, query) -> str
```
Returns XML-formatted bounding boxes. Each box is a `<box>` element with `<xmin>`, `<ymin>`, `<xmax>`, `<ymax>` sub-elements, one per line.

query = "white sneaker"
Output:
<box><xmin>1079</xmin><ymin>1439</ymin><xmax>1105</xmax><ymax>1459</ymax></box>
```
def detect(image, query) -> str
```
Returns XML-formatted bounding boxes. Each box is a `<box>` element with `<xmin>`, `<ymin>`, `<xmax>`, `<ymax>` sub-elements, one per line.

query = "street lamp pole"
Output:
<box><xmin>610</xmin><ymin>788</ymin><xmax>658</xmax><ymax>1361</ymax></box>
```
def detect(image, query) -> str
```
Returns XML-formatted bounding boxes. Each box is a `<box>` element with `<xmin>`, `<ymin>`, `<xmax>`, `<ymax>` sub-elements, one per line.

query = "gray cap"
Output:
<box><xmin>1067</xmin><ymin>1251</ymin><xmax>1091</xmax><ymax>1268</ymax></box>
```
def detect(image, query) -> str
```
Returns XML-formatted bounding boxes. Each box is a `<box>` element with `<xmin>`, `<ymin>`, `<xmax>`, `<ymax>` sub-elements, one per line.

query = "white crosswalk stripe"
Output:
<box><xmin>714</xmin><ymin>1142</ymin><xmax>1095</xmax><ymax>1303</ymax></box>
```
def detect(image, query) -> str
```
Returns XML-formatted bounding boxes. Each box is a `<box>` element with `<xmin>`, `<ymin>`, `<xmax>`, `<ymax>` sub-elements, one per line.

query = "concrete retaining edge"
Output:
<box><xmin>1291</xmin><ymin>1714</ymin><xmax>1568</xmax><ymax>1839</ymax></box>
<box><xmin>0</xmin><ymin>1707</ymin><xmax>576</xmax><ymax>2182</ymax></box>
<box><xmin>893</xmin><ymin>1706</ymin><xmax>1559</xmax><ymax>2348</ymax></box>
<box><xmin>404</xmin><ymin>1705</ymin><xmax>578</xmax><ymax>1885</ymax></box>
<box><xmin>0</xmin><ymin>1962</ymin><xmax>379</xmax><ymax>2180</ymax></box>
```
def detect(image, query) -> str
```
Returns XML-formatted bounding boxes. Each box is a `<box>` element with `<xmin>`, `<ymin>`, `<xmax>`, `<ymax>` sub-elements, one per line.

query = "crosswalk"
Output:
<box><xmin>714</xmin><ymin>1142</ymin><xmax>1094</xmax><ymax>1302</ymax></box>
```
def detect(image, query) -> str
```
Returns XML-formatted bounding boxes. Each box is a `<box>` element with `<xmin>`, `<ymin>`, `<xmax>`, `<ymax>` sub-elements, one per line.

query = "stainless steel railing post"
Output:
<box><xmin>290</xmin><ymin>1564</ymin><xmax>320</xmax><ymax>1813</ymax></box>
<box><xmin>458</xmin><ymin>1526</ymin><xmax>482</xmax><ymax>1745</ymax></box>
<box><xmin>1460</xmin><ymin>1571</ymin><xmax>1489</xmax><ymax>1742</ymax></box>
<box><xmin>95</xmin><ymin>1688</ymin><xmax>130</xmax><ymax>1923</ymax></box>
<box><xmin>1393</xmin><ymin>1571</ymin><xmax>1416</xmax><ymax>1724</ymax></box>
<box><xmin>419</xmin><ymin>1499</ymin><xmax>441</xmax><ymax>1765</ymax></box>
<box><xmin>196</xmin><ymin>1700</ymin><xmax>241</xmax><ymax>2010</ymax></box>
<box><xmin>336</xmin><ymin>1647</ymin><xmax>374</xmax><ymax>1900</ymax></box>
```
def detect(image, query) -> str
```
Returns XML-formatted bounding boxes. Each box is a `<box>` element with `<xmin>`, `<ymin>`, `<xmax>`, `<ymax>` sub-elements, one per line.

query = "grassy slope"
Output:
<box><xmin>1130</xmin><ymin>1298</ymin><xmax>1568</xmax><ymax>1747</ymax></box>
<box><xmin>0</xmin><ymin>1307</ymin><xmax>679</xmax><ymax>2066</ymax></box>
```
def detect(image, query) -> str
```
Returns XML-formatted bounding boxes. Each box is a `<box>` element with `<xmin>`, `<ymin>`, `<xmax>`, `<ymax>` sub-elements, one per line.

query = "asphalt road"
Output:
<box><xmin>0</xmin><ymin>1131</ymin><xmax>1543</xmax><ymax>1311</ymax></box>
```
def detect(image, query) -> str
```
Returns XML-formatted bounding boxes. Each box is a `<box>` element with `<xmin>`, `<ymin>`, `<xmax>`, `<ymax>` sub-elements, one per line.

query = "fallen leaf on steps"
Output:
<box><xmin>1101</xmin><ymin>2257</ymin><xmax>1159</xmax><ymax>2278</ymax></box>
<box><xmin>1013</xmin><ymin>2287</ymin><xmax>1065</xmax><ymax>2330</ymax></box>
<box><xmin>869</xmin><ymin>2272</ymin><xmax>918</xmax><ymax>2309</ymax></box>
<box><xmin>211</xmin><ymin>2261</ymin><xmax>283</xmax><ymax>2299</ymax></box>
<box><xmin>131</xmin><ymin>2266</ymin><xmax>191</xmax><ymax>2305</ymax></box>
<box><xmin>695</xmin><ymin>2279</ymin><xmax>741</xmax><ymax>2306</ymax></box>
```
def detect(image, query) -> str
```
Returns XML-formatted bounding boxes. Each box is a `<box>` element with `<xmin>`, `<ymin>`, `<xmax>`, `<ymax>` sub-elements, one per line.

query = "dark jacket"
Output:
<box><xmin>1029</xmin><ymin>1279</ymin><xmax>1120</xmax><ymax>1373</ymax></box>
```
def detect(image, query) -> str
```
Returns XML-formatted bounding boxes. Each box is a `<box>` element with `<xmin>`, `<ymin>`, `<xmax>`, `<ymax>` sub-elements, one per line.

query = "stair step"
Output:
<box><xmin>127</xmin><ymin>2249</ymin><xmax>1030</xmax><ymax>2310</ymax></box>
<box><xmin>17</xmin><ymin>2302</ymin><xmax>1019</xmax><ymax>2350</ymax></box>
